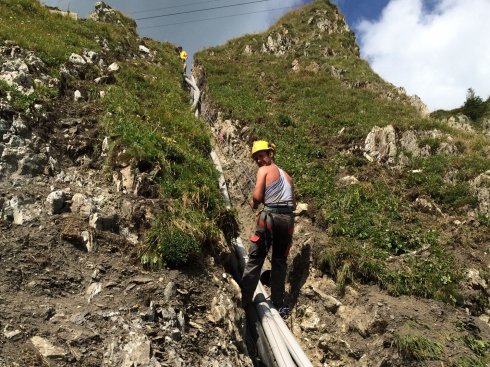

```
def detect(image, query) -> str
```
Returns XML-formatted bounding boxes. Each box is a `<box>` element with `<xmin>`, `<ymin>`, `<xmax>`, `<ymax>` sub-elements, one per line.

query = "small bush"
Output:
<box><xmin>462</xmin><ymin>88</ymin><xmax>487</xmax><ymax>122</ymax></box>
<box><xmin>392</xmin><ymin>334</ymin><xmax>444</xmax><ymax>361</ymax></box>
<box><xmin>464</xmin><ymin>335</ymin><xmax>490</xmax><ymax>357</ymax></box>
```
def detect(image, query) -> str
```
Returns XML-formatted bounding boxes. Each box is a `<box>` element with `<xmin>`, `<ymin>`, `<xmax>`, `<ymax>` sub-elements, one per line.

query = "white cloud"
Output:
<box><xmin>356</xmin><ymin>0</ymin><xmax>490</xmax><ymax>111</ymax></box>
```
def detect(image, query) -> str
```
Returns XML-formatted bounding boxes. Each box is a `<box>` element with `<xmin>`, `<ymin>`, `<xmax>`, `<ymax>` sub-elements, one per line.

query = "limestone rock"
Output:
<box><xmin>470</xmin><ymin>170</ymin><xmax>490</xmax><ymax>216</ymax></box>
<box><xmin>261</xmin><ymin>29</ymin><xmax>294</xmax><ymax>56</ymax></box>
<box><xmin>300</xmin><ymin>306</ymin><xmax>321</xmax><ymax>331</ymax></box>
<box><xmin>74</xmin><ymin>90</ymin><xmax>83</xmax><ymax>102</ymax></box>
<box><xmin>243</xmin><ymin>45</ymin><xmax>253</xmax><ymax>55</ymax></box>
<box><xmin>30</xmin><ymin>336</ymin><xmax>67</xmax><ymax>359</ymax></box>
<box><xmin>71</xmin><ymin>193</ymin><xmax>95</xmax><ymax>218</ymax></box>
<box><xmin>164</xmin><ymin>281</ymin><xmax>177</xmax><ymax>302</ymax></box>
<box><xmin>446</xmin><ymin>115</ymin><xmax>474</xmax><ymax>132</ymax></box>
<box><xmin>364</xmin><ymin>125</ymin><xmax>397</xmax><ymax>164</ymax></box>
<box><xmin>294</xmin><ymin>202</ymin><xmax>308</xmax><ymax>216</ymax></box>
<box><xmin>108</xmin><ymin>62</ymin><xmax>120</xmax><ymax>73</ymax></box>
<box><xmin>69</xmin><ymin>53</ymin><xmax>86</xmax><ymax>65</ymax></box>
<box><xmin>88</xmin><ymin>1</ymin><xmax>121</xmax><ymax>24</ymax></box>
<box><xmin>291</xmin><ymin>59</ymin><xmax>300</xmax><ymax>72</ymax></box>
<box><xmin>46</xmin><ymin>190</ymin><xmax>70</xmax><ymax>214</ymax></box>
<box><xmin>83</xmin><ymin>50</ymin><xmax>98</xmax><ymax>63</ymax></box>
<box><xmin>466</xmin><ymin>268</ymin><xmax>488</xmax><ymax>290</ymax></box>
<box><xmin>413</xmin><ymin>197</ymin><xmax>443</xmax><ymax>216</ymax></box>
<box><xmin>408</xmin><ymin>94</ymin><xmax>430</xmax><ymax>117</ymax></box>
<box><xmin>139</xmin><ymin>45</ymin><xmax>150</xmax><ymax>54</ymax></box>
<box><xmin>338</xmin><ymin>175</ymin><xmax>358</xmax><ymax>186</ymax></box>
<box><xmin>86</xmin><ymin>282</ymin><xmax>102</xmax><ymax>303</ymax></box>
<box><xmin>89</xmin><ymin>212</ymin><xmax>119</xmax><ymax>232</ymax></box>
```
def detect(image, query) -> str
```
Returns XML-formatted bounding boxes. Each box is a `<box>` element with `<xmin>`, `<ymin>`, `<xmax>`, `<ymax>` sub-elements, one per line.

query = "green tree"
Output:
<box><xmin>462</xmin><ymin>88</ymin><xmax>486</xmax><ymax>121</ymax></box>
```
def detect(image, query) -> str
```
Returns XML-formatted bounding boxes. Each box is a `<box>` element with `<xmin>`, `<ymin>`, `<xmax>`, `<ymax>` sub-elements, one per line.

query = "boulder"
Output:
<box><xmin>89</xmin><ymin>212</ymin><xmax>119</xmax><ymax>232</ymax></box>
<box><xmin>68</xmin><ymin>53</ymin><xmax>86</xmax><ymax>65</ymax></box>
<box><xmin>46</xmin><ymin>190</ymin><xmax>70</xmax><ymax>214</ymax></box>
<box><xmin>471</xmin><ymin>171</ymin><xmax>490</xmax><ymax>216</ymax></box>
<box><xmin>71</xmin><ymin>193</ymin><xmax>95</xmax><ymax>218</ymax></box>
<box><xmin>107</xmin><ymin>62</ymin><xmax>120</xmax><ymax>73</ymax></box>
<box><xmin>364</xmin><ymin>125</ymin><xmax>397</xmax><ymax>164</ymax></box>
<box><xmin>139</xmin><ymin>45</ymin><xmax>150</xmax><ymax>54</ymax></box>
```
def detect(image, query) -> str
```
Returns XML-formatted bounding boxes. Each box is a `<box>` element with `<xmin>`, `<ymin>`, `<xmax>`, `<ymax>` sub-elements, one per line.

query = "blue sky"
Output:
<box><xmin>41</xmin><ymin>0</ymin><xmax>490</xmax><ymax>111</ymax></box>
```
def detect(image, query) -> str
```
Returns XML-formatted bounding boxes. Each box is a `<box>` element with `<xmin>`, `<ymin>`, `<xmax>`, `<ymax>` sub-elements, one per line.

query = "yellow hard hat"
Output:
<box><xmin>251</xmin><ymin>140</ymin><xmax>275</xmax><ymax>158</ymax></box>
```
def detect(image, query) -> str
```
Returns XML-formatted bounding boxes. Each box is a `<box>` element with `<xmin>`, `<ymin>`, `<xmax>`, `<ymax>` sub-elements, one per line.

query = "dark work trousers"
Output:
<box><xmin>241</xmin><ymin>210</ymin><xmax>294</xmax><ymax>308</ymax></box>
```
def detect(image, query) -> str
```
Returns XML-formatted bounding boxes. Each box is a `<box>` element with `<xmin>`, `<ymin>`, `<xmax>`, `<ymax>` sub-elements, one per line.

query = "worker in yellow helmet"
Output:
<box><xmin>241</xmin><ymin>140</ymin><xmax>296</xmax><ymax>319</ymax></box>
<box><xmin>179</xmin><ymin>50</ymin><xmax>187</xmax><ymax>63</ymax></box>
<box><xmin>176</xmin><ymin>46</ymin><xmax>188</xmax><ymax>74</ymax></box>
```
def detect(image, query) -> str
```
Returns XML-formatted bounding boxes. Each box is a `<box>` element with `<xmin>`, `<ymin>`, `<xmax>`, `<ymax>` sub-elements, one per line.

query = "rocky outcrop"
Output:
<box><xmin>0</xmin><ymin>42</ymin><xmax>56</xmax><ymax>95</ymax></box>
<box><xmin>471</xmin><ymin>171</ymin><xmax>490</xmax><ymax>216</ymax></box>
<box><xmin>88</xmin><ymin>1</ymin><xmax>123</xmax><ymax>25</ymax></box>
<box><xmin>261</xmin><ymin>28</ymin><xmax>295</xmax><ymax>56</ymax></box>
<box><xmin>364</xmin><ymin>125</ymin><xmax>462</xmax><ymax>166</ymax></box>
<box><xmin>364</xmin><ymin>125</ymin><xmax>397</xmax><ymax>164</ymax></box>
<box><xmin>444</xmin><ymin>114</ymin><xmax>475</xmax><ymax>133</ymax></box>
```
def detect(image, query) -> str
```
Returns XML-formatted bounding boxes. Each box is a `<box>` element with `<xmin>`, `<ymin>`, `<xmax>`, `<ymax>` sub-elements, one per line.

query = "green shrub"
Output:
<box><xmin>392</xmin><ymin>334</ymin><xmax>444</xmax><ymax>361</ymax></box>
<box><xmin>462</xmin><ymin>88</ymin><xmax>487</xmax><ymax>122</ymax></box>
<box><xmin>143</xmin><ymin>214</ymin><xmax>202</xmax><ymax>267</ymax></box>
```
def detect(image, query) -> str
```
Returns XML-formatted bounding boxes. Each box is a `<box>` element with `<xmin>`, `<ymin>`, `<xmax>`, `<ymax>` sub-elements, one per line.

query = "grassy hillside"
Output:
<box><xmin>195</xmin><ymin>0</ymin><xmax>490</xmax><ymax>308</ymax></box>
<box><xmin>0</xmin><ymin>0</ymin><xmax>225</xmax><ymax>266</ymax></box>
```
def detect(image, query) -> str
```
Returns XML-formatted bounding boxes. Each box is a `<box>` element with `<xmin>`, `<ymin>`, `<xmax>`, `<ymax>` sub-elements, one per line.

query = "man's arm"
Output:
<box><xmin>251</xmin><ymin>167</ymin><xmax>267</xmax><ymax>209</ymax></box>
<box><xmin>285</xmin><ymin>172</ymin><xmax>296</xmax><ymax>210</ymax></box>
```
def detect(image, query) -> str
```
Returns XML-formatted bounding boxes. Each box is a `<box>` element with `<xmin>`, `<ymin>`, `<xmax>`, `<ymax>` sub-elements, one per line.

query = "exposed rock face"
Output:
<box><xmin>408</xmin><ymin>94</ymin><xmax>430</xmax><ymax>116</ymax></box>
<box><xmin>445</xmin><ymin>114</ymin><xmax>475</xmax><ymax>132</ymax></box>
<box><xmin>366</xmin><ymin>125</ymin><xmax>462</xmax><ymax>166</ymax></box>
<box><xmin>471</xmin><ymin>171</ymin><xmax>490</xmax><ymax>216</ymax></box>
<box><xmin>364</xmin><ymin>125</ymin><xmax>397</xmax><ymax>164</ymax></box>
<box><xmin>243</xmin><ymin>45</ymin><xmax>253</xmax><ymax>55</ymax></box>
<box><xmin>0</xmin><ymin>43</ymin><xmax>55</xmax><ymax>95</ymax></box>
<box><xmin>261</xmin><ymin>28</ymin><xmax>294</xmax><ymax>56</ymax></box>
<box><xmin>88</xmin><ymin>1</ymin><xmax>121</xmax><ymax>24</ymax></box>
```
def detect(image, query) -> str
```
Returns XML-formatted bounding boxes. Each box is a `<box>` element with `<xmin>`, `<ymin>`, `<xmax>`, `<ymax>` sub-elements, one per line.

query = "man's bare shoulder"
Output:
<box><xmin>257</xmin><ymin>165</ymin><xmax>272</xmax><ymax>174</ymax></box>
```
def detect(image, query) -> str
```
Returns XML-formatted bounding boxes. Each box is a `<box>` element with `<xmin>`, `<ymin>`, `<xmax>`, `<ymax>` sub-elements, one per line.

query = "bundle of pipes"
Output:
<box><xmin>233</xmin><ymin>237</ymin><xmax>313</xmax><ymax>367</ymax></box>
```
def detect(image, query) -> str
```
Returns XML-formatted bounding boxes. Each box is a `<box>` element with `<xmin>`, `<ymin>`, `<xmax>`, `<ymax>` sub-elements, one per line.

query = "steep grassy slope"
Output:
<box><xmin>0</xmin><ymin>0</ymin><xmax>225</xmax><ymax>266</ymax></box>
<box><xmin>195</xmin><ymin>0</ymin><xmax>490</xmax><ymax>310</ymax></box>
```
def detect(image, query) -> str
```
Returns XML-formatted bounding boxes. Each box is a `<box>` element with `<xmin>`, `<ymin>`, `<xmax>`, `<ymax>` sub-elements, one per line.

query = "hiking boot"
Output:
<box><xmin>278</xmin><ymin>306</ymin><xmax>290</xmax><ymax>320</ymax></box>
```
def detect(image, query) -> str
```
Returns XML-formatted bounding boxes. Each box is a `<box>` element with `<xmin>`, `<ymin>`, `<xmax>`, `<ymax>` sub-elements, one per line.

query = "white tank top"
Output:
<box><xmin>264</xmin><ymin>166</ymin><xmax>293</xmax><ymax>207</ymax></box>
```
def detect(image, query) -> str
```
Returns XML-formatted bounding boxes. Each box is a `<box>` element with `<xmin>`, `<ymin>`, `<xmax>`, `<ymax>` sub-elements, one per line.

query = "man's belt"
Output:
<box><xmin>264</xmin><ymin>205</ymin><xmax>294</xmax><ymax>214</ymax></box>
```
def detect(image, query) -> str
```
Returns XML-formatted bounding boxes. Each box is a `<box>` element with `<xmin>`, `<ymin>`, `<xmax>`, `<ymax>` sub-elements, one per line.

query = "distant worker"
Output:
<box><xmin>176</xmin><ymin>46</ymin><xmax>188</xmax><ymax>74</ymax></box>
<box><xmin>241</xmin><ymin>140</ymin><xmax>295</xmax><ymax>318</ymax></box>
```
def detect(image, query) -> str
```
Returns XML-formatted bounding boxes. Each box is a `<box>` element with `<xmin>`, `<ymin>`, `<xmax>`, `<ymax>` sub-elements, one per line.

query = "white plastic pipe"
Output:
<box><xmin>233</xmin><ymin>227</ymin><xmax>312</xmax><ymax>366</ymax></box>
<box><xmin>254</xmin><ymin>295</ymin><xmax>296</xmax><ymax>367</ymax></box>
<box><xmin>184</xmin><ymin>75</ymin><xmax>200</xmax><ymax>112</ymax></box>
<box><xmin>210</xmin><ymin>151</ymin><xmax>231</xmax><ymax>210</ymax></box>
<box><xmin>257</xmin><ymin>283</ymin><xmax>313</xmax><ymax>367</ymax></box>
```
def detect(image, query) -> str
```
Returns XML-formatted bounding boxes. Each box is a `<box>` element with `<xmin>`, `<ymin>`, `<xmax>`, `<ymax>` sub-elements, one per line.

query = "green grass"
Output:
<box><xmin>100</xmin><ymin>46</ymin><xmax>225</xmax><ymax>266</ymax></box>
<box><xmin>0</xmin><ymin>0</ymin><xmax>138</xmax><ymax>66</ymax></box>
<box><xmin>392</xmin><ymin>334</ymin><xmax>444</xmax><ymax>362</ymax></box>
<box><xmin>195</xmin><ymin>0</ymin><xmax>490</xmax><ymax>302</ymax></box>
